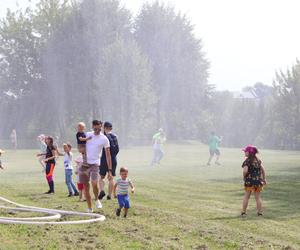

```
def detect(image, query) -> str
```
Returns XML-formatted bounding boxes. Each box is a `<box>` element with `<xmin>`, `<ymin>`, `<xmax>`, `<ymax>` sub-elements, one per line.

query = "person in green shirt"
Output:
<box><xmin>150</xmin><ymin>128</ymin><xmax>166</xmax><ymax>166</ymax></box>
<box><xmin>207</xmin><ymin>131</ymin><xmax>222</xmax><ymax>166</ymax></box>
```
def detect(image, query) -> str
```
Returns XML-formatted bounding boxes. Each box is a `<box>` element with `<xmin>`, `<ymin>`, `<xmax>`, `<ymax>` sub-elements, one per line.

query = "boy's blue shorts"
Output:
<box><xmin>117</xmin><ymin>194</ymin><xmax>130</xmax><ymax>209</ymax></box>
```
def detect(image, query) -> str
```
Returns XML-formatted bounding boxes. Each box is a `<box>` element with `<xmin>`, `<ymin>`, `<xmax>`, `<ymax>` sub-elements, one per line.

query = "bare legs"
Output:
<box><xmin>99</xmin><ymin>175</ymin><xmax>114</xmax><ymax>198</ymax></box>
<box><xmin>242</xmin><ymin>191</ymin><xmax>263</xmax><ymax>214</ymax></box>
<box><xmin>84</xmin><ymin>183</ymin><xmax>92</xmax><ymax>209</ymax></box>
<box><xmin>84</xmin><ymin>181</ymin><xmax>99</xmax><ymax>209</ymax></box>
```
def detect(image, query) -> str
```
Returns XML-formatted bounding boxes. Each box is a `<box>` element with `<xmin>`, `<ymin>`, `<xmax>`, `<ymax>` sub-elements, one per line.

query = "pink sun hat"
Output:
<box><xmin>242</xmin><ymin>145</ymin><xmax>258</xmax><ymax>154</ymax></box>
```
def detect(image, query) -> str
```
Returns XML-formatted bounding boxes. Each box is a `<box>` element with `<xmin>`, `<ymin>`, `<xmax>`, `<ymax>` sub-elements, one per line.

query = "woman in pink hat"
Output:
<box><xmin>241</xmin><ymin>145</ymin><xmax>267</xmax><ymax>217</ymax></box>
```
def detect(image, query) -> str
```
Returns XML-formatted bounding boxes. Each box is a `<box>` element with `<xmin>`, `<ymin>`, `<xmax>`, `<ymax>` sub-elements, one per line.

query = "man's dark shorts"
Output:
<box><xmin>210</xmin><ymin>149</ymin><xmax>220</xmax><ymax>156</ymax></box>
<box><xmin>99</xmin><ymin>163</ymin><xmax>117</xmax><ymax>177</ymax></box>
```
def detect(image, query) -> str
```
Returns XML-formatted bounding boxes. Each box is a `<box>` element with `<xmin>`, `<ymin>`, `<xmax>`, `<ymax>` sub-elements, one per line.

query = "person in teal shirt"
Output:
<box><xmin>207</xmin><ymin>131</ymin><xmax>222</xmax><ymax>166</ymax></box>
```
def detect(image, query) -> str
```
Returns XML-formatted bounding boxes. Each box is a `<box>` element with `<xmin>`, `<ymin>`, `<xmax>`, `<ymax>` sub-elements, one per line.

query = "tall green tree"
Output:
<box><xmin>135</xmin><ymin>2</ymin><xmax>210</xmax><ymax>139</ymax></box>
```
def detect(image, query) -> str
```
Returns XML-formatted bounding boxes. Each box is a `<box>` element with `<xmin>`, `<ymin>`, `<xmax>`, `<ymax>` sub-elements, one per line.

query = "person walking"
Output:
<box><xmin>98</xmin><ymin>122</ymin><xmax>119</xmax><ymax>200</ymax></box>
<box><xmin>150</xmin><ymin>128</ymin><xmax>166</xmax><ymax>166</ymax></box>
<box><xmin>78</xmin><ymin>120</ymin><xmax>112</xmax><ymax>213</ymax></box>
<box><xmin>207</xmin><ymin>132</ymin><xmax>222</xmax><ymax>166</ymax></box>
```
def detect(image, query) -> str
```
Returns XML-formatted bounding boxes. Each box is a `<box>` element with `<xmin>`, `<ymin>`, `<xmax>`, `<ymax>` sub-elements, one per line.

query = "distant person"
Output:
<box><xmin>207</xmin><ymin>132</ymin><xmax>222</xmax><ymax>166</ymax></box>
<box><xmin>151</xmin><ymin>128</ymin><xmax>166</xmax><ymax>166</ymax></box>
<box><xmin>113</xmin><ymin>167</ymin><xmax>135</xmax><ymax>218</ymax></box>
<box><xmin>74</xmin><ymin>155</ymin><xmax>86</xmax><ymax>202</ymax></box>
<box><xmin>37</xmin><ymin>134</ymin><xmax>47</xmax><ymax>172</ymax></box>
<box><xmin>10</xmin><ymin>129</ymin><xmax>17</xmax><ymax>150</ymax></box>
<box><xmin>58</xmin><ymin>143</ymin><xmax>79</xmax><ymax>197</ymax></box>
<box><xmin>0</xmin><ymin>149</ymin><xmax>5</xmax><ymax>169</ymax></box>
<box><xmin>78</xmin><ymin>120</ymin><xmax>112</xmax><ymax>213</ymax></box>
<box><xmin>241</xmin><ymin>145</ymin><xmax>267</xmax><ymax>217</ymax></box>
<box><xmin>76</xmin><ymin>122</ymin><xmax>92</xmax><ymax>167</ymax></box>
<box><xmin>99</xmin><ymin>122</ymin><xmax>119</xmax><ymax>201</ymax></box>
<box><xmin>37</xmin><ymin>136</ymin><xmax>57</xmax><ymax>194</ymax></box>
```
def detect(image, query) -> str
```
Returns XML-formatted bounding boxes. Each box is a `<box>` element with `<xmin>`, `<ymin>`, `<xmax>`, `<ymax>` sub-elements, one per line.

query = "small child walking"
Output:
<box><xmin>74</xmin><ymin>155</ymin><xmax>86</xmax><ymax>201</ymax></box>
<box><xmin>76</xmin><ymin>122</ymin><xmax>91</xmax><ymax>167</ymax></box>
<box><xmin>59</xmin><ymin>143</ymin><xmax>79</xmax><ymax>197</ymax></box>
<box><xmin>0</xmin><ymin>149</ymin><xmax>5</xmax><ymax>169</ymax></box>
<box><xmin>241</xmin><ymin>145</ymin><xmax>267</xmax><ymax>217</ymax></box>
<box><xmin>113</xmin><ymin>167</ymin><xmax>135</xmax><ymax>218</ymax></box>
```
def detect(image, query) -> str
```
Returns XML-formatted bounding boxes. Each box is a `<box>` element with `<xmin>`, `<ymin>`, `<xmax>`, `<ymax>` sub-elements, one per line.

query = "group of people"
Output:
<box><xmin>36</xmin><ymin>120</ymin><xmax>134</xmax><ymax>217</ymax></box>
<box><xmin>1</xmin><ymin>126</ymin><xmax>268</xmax><ymax>218</ymax></box>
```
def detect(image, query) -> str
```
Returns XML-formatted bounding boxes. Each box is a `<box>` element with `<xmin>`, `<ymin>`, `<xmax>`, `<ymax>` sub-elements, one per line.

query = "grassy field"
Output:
<box><xmin>0</xmin><ymin>142</ymin><xmax>300</xmax><ymax>250</ymax></box>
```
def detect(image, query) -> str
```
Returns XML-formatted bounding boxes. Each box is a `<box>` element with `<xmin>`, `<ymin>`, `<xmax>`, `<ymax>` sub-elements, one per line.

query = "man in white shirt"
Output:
<box><xmin>79</xmin><ymin>120</ymin><xmax>112</xmax><ymax>213</ymax></box>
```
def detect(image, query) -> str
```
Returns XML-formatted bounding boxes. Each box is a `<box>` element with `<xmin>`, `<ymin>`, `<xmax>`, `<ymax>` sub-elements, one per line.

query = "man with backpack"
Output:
<box><xmin>98</xmin><ymin>122</ymin><xmax>120</xmax><ymax>200</ymax></box>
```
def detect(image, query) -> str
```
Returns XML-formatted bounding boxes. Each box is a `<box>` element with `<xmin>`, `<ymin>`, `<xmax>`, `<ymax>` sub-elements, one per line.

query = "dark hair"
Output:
<box><xmin>92</xmin><ymin>120</ymin><xmax>102</xmax><ymax>126</ymax></box>
<box><xmin>47</xmin><ymin>136</ymin><xmax>54</xmax><ymax>146</ymax></box>
<box><xmin>120</xmin><ymin>167</ymin><xmax>128</xmax><ymax>173</ymax></box>
<box><xmin>247</xmin><ymin>151</ymin><xmax>259</xmax><ymax>164</ymax></box>
<box><xmin>104</xmin><ymin>121</ymin><xmax>112</xmax><ymax>129</ymax></box>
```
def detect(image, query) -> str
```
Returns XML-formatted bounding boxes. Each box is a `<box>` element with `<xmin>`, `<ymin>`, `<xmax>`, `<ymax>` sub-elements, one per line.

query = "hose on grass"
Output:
<box><xmin>0</xmin><ymin>196</ymin><xmax>105</xmax><ymax>225</ymax></box>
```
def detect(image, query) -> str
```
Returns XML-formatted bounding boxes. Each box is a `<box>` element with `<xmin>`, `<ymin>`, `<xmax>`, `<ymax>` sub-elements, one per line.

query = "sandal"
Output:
<box><xmin>257</xmin><ymin>212</ymin><xmax>263</xmax><ymax>216</ymax></box>
<box><xmin>241</xmin><ymin>212</ymin><xmax>247</xmax><ymax>217</ymax></box>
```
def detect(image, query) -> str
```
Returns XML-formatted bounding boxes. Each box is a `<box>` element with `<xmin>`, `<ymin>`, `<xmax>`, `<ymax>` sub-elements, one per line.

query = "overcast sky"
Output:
<box><xmin>1</xmin><ymin>0</ymin><xmax>300</xmax><ymax>91</ymax></box>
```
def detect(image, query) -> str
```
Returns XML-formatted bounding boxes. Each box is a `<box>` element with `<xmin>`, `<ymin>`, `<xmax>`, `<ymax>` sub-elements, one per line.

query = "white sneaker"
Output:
<box><xmin>87</xmin><ymin>208</ymin><xmax>93</xmax><ymax>213</ymax></box>
<box><xmin>95</xmin><ymin>199</ymin><xmax>102</xmax><ymax>209</ymax></box>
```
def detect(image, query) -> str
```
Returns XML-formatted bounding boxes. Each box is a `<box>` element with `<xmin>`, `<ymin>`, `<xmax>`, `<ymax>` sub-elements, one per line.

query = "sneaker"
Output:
<box><xmin>257</xmin><ymin>212</ymin><xmax>263</xmax><ymax>216</ymax></box>
<box><xmin>107</xmin><ymin>195</ymin><xmax>111</xmax><ymax>200</ymax></box>
<box><xmin>68</xmin><ymin>193</ymin><xmax>73</xmax><ymax>197</ymax></box>
<box><xmin>116</xmin><ymin>208</ymin><xmax>121</xmax><ymax>217</ymax></box>
<box><xmin>95</xmin><ymin>199</ymin><xmax>103</xmax><ymax>209</ymax></box>
<box><xmin>86</xmin><ymin>208</ymin><xmax>93</xmax><ymax>213</ymax></box>
<box><xmin>74</xmin><ymin>192</ymin><xmax>79</xmax><ymax>196</ymax></box>
<box><xmin>98</xmin><ymin>190</ymin><xmax>106</xmax><ymax>200</ymax></box>
<box><xmin>124</xmin><ymin>214</ymin><xmax>127</xmax><ymax>218</ymax></box>
<box><xmin>45</xmin><ymin>190</ymin><xmax>54</xmax><ymax>194</ymax></box>
<box><xmin>241</xmin><ymin>212</ymin><xmax>247</xmax><ymax>217</ymax></box>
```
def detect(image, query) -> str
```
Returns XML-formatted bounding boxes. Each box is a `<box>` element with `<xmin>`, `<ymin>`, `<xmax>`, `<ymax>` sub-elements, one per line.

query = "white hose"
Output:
<box><xmin>0</xmin><ymin>196</ymin><xmax>105</xmax><ymax>225</ymax></box>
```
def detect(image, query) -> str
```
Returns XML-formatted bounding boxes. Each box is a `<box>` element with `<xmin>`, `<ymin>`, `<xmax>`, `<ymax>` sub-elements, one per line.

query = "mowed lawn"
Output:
<box><xmin>0</xmin><ymin>142</ymin><xmax>300</xmax><ymax>250</ymax></box>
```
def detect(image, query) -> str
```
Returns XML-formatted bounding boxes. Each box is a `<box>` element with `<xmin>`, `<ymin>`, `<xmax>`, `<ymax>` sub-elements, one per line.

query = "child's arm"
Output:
<box><xmin>57</xmin><ymin>149</ymin><xmax>64</xmax><ymax>156</ymax></box>
<box><xmin>78</xmin><ymin>136</ymin><xmax>92</xmax><ymax>142</ymax></box>
<box><xmin>36</xmin><ymin>153</ymin><xmax>46</xmax><ymax>157</ymax></box>
<box><xmin>113</xmin><ymin>183</ymin><xmax>118</xmax><ymax>198</ymax></box>
<box><xmin>261</xmin><ymin>165</ymin><xmax>267</xmax><ymax>185</ymax></box>
<box><xmin>129</xmin><ymin>181</ymin><xmax>135</xmax><ymax>194</ymax></box>
<box><xmin>243</xmin><ymin>166</ymin><xmax>248</xmax><ymax>179</ymax></box>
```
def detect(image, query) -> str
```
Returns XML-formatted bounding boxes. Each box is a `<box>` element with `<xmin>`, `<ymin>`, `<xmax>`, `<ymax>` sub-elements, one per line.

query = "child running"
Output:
<box><xmin>113</xmin><ymin>167</ymin><xmax>135</xmax><ymax>218</ymax></box>
<box><xmin>37</xmin><ymin>136</ymin><xmax>57</xmax><ymax>194</ymax></box>
<box><xmin>0</xmin><ymin>149</ymin><xmax>4</xmax><ymax>169</ymax></box>
<box><xmin>58</xmin><ymin>143</ymin><xmax>79</xmax><ymax>197</ymax></box>
<box><xmin>76</xmin><ymin>122</ymin><xmax>91</xmax><ymax>167</ymax></box>
<box><xmin>74</xmin><ymin>155</ymin><xmax>86</xmax><ymax>201</ymax></box>
<box><xmin>241</xmin><ymin>145</ymin><xmax>267</xmax><ymax>217</ymax></box>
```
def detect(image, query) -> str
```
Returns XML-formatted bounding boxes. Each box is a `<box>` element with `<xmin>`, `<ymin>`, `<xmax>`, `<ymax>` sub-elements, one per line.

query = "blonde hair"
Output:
<box><xmin>78</xmin><ymin>122</ymin><xmax>86</xmax><ymax>129</ymax></box>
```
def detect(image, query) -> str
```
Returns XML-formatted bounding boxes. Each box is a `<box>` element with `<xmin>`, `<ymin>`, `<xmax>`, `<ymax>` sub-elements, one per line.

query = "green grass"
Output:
<box><xmin>0</xmin><ymin>142</ymin><xmax>300</xmax><ymax>250</ymax></box>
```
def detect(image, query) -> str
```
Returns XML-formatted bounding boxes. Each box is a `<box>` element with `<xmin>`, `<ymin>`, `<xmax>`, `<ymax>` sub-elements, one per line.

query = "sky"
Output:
<box><xmin>1</xmin><ymin>0</ymin><xmax>300</xmax><ymax>91</ymax></box>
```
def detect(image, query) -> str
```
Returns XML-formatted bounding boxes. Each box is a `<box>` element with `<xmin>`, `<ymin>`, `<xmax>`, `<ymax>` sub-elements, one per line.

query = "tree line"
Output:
<box><xmin>0</xmin><ymin>0</ymin><xmax>299</xmax><ymax>150</ymax></box>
